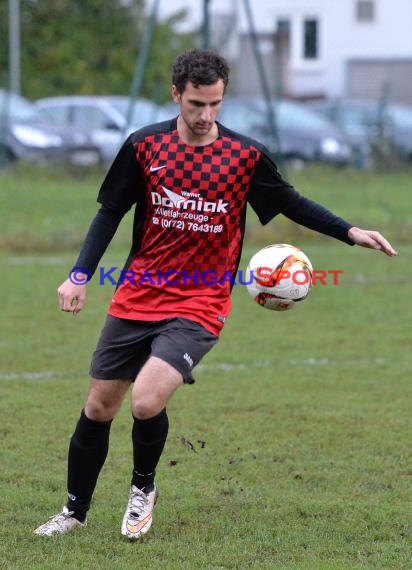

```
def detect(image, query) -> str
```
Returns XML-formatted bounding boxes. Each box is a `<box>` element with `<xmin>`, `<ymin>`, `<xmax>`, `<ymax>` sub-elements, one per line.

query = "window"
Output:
<box><xmin>36</xmin><ymin>106</ymin><xmax>68</xmax><ymax>125</ymax></box>
<box><xmin>356</xmin><ymin>1</ymin><xmax>375</xmax><ymax>22</ymax></box>
<box><xmin>72</xmin><ymin>106</ymin><xmax>111</xmax><ymax>130</ymax></box>
<box><xmin>303</xmin><ymin>19</ymin><xmax>318</xmax><ymax>59</ymax></box>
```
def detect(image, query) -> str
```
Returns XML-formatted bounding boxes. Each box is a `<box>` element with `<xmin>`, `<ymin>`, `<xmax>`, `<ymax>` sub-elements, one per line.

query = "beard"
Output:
<box><xmin>181</xmin><ymin>114</ymin><xmax>214</xmax><ymax>135</ymax></box>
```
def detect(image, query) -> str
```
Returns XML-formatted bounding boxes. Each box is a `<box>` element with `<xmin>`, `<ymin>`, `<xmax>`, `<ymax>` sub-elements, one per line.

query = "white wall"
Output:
<box><xmin>255</xmin><ymin>0</ymin><xmax>412</xmax><ymax>97</ymax></box>
<box><xmin>149</xmin><ymin>0</ymin><xmax>412</xmax><ymax>98</ymax></box>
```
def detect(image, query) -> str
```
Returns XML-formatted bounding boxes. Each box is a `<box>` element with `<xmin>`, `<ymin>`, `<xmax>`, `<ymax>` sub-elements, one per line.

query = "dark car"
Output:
<box><xmin>0</xmin><ymin>89</ymin><xmax>100</xmax><ymax>167</ymax></box>
<box><xmin>228</xmin><ymin>96</ymin><xmax>353</xmax><ymax>169</ymax></box>
<box><xmin>164</xmin><ymin>95</ymin><xmax>353</xmax><ymax>170</ymax></box>
<box><xmin>307</xmin><ymin>98</ymin><xmax>412</xmax><ymax>167</ymax></box>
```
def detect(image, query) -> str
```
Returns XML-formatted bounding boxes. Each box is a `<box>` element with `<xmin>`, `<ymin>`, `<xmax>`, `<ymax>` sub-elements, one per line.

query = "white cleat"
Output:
<box><xmin>34</xmin><ymin>506</ymin><xmax>86</xmax><ymax>536</ymax></box>
<box><xmin>121</xmin><ymin>485</ymin><xmax>157</xmax><ymax>539</ymax></box>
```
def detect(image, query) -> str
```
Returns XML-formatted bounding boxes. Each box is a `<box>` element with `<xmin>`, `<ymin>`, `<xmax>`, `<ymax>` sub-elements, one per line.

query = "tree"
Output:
<box><xmin>141</xmin><ymin>10</ymin><xmax>195</xmax><ymax>104</ymax></box>
<box><xmin>0</xmin><ymin>0</ymin><xmax>193</xmax><ymax>102</ymax></box>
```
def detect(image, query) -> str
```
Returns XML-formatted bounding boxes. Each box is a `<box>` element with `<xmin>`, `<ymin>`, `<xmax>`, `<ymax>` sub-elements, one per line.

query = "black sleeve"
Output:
<box><xmin>71</xmin><ymin>206</ymin><xmax>124</xmax><ymax>278</ymax></box>
<box><xmin>247</xmin><ymin>150</ymin><xmax>301</xmax><ymax>223</ymax></box>
<box><xmin>70</xmin><ymin>136</ymin><xmax>145</xmax><ymax>278</ymax></box>
<box><xmin>282</xmin><ymin>195</ymin><xmax>354</xmax><ymax>245</ymax></box>
<box><xmin>97</xmin><ymin>135</ymin><xmax>144</xmax><ymax>213</ymax></box>
<box><xmin>248</xmin><ymin>150</ymin><xmax>354</xmax><ymax>245</ymax></box>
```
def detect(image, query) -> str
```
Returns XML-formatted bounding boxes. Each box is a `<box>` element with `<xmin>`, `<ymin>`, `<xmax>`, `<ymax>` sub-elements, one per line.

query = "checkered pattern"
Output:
<box><xmin>109</xmin><ymin>126</ymin><xmax>262</xmax><ymax>335</ymax></box>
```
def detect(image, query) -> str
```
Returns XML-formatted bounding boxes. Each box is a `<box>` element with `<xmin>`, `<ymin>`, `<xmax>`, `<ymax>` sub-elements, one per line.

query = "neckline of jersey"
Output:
<box><xmin>172</xmin><ymin>116</ymin><xmax>223</xmax><ymax>151</ymax></box>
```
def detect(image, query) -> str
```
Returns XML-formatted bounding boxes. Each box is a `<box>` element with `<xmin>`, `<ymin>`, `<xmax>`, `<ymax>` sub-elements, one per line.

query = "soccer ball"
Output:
<box><xmin>245</xmin><ymin>244</ymin><xmax>313</xmax><ymax>311</ymax></box>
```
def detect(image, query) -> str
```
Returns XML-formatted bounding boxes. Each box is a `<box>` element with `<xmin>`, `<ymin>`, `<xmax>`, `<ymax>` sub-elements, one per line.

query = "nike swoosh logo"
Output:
<box><xmin>150</xmin><ymin>164</ymin><xmax>167</xmax><ymax>172</ymax></box>
<box><xmin>126</xmin><ymin>513</ymin><xmax>152</xmax><ymax>534</ymax></box>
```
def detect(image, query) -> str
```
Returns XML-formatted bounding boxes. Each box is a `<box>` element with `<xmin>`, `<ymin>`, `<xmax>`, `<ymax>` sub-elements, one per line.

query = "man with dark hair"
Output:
<box><xmin>34</xmin><ymin>49</ymin><xmax>396</xmax><ymax>539</ymax></box>
<box><xmin>172</xmin><ymin>48</ymin><xmax>229</xmax><ymax>92</ymax></box>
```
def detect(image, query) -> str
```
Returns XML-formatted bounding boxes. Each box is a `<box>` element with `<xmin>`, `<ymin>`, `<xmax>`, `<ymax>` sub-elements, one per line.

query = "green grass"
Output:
<box><xmin>248</xmin><ymin>165</ymin><xmax>412</xmax><ymax>246</ymax></box>
<box><xmin>1</xmin><ymin>163</ymin><xmax>412</xmax><ymax>252</ymax></box>
<box><xmin>1</xmin><ymin>165</ymin><xmax>411</xmax><ymax>569</ymax></box>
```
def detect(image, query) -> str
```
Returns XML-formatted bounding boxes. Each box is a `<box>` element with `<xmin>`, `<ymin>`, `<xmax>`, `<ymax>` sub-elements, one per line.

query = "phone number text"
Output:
<box><xmin>153</xmin><ymin>217</ymin><xmax>223</xmax><ymax>233</ymax></box>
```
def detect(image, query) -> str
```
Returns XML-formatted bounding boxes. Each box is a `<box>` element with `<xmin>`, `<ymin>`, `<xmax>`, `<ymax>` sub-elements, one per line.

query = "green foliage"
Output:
<box><xmin>0</xmin><ymin>1</ymin><xmax>8</xmax><ymax>85</ymax></box>
<box><xmin>142</xmin><ymin>16</ymin><xmax>194</xmax><ymax>104</ymax></box>
<box><xmin>0</xmin><ymin>0</ymin><xmax>194</xmax><ymax>102</ymax></box>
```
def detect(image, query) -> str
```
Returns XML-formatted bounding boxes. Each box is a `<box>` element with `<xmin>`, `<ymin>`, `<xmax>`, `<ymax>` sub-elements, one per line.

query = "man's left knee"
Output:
<box><xmin>132</xmin><ymin>395</ymin><xmax>164</xmax><ymax>420</ymax></box>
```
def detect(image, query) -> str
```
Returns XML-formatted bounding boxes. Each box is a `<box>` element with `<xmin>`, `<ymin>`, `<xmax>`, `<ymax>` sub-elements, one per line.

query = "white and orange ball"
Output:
<box><xmin>245</xmin><ymin>244</ymin><xmax>313</xmax><ymax>311</ymax></box>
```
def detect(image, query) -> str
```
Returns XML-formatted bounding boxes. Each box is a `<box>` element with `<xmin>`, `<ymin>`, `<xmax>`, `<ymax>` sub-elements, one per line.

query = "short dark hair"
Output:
<box><xmin>172</xmin><ymin>49</ymin><xmax>229</xmax><ymax>94</ymax></box>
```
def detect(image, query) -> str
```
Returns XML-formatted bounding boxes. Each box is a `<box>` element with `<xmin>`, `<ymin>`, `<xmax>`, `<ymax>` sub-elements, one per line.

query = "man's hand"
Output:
<box><xmin>57</xmin><ymin>277</ymin><xmax>88</xmax><ymax>314</ymax></box>
<box><xmin>348</xmin><ymin>227</ymin><xmax>398</xmax><ymax>257</ymax></box>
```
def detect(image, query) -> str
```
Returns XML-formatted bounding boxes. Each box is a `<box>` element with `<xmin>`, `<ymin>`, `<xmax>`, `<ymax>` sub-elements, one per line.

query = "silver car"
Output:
<box><xmin>0</xmin><ymin>89</ymin><xmax>100</xmax><ymax>167</ymax></box>
<box><xmin>35</xmin><ymin>95</ymin><xmax>170</xmax><ymax>164</ymax></box>
<box><xmin>307</xmin><ymin>98</ymin><xmax>412</xmax><ymax>167</ymax></box>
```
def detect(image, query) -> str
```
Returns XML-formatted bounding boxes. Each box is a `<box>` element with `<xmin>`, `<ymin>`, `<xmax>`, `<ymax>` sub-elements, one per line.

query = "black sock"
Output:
<box><xmin>66</xmin><ymin>409</ymin><xmax>112</xmax><ymax>520</ymax></box>
<box><xmin>131</xmin><ymin>408</ymin><xmax>169</xmax><ymax>491</ymax></box>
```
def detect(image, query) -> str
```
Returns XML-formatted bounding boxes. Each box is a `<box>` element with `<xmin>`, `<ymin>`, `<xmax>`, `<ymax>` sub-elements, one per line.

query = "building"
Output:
<box><xmin>154</xmin><ymin>0</ymin><xmax>412</xmax><ymax>103</ymax></box>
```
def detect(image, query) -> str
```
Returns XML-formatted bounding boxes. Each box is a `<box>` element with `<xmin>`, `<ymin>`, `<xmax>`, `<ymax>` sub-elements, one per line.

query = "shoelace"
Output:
<box><xmin>42</xmin><ymin>509</ymin><xmax>74</xmax><ymax>531</ymax></box>
<box><xmin>128</xmin><ymin>489</ymin><xmax>149</xmax><ymax>520</ymax></box>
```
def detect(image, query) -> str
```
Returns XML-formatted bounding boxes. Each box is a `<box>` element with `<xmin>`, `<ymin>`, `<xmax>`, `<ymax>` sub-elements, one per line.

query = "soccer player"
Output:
<box><xmin>34</xmin><ymin>49</ymin><xmax>397</xmax><ymax>538</ymax></box>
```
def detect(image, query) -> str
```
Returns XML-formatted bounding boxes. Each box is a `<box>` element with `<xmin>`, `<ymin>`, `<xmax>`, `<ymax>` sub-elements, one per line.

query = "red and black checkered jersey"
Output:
<box><xmin>93</xmin><ymin>117</ymin><xmax>352</xmax><ymax>335</ymax></box>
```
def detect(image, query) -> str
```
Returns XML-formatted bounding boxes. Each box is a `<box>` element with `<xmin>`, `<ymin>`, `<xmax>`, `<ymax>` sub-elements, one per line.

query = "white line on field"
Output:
<box><xmin>0</xmin><ymin>371</ymin><xmax>56</xmax><ymax>381</ymax></box>
<box><xmin>0</xmin><ymin>356</ymin><xmax>388</xmax><ymax>381</ymax></box>
<box><xmin>7</xmin><ymin>256</ymin><xmax>66</xmax><ymax>265</ymax></box>
<box><xmin>197</xmin><ymin>356</ymin><xmax>388</xmax><ymax>372</ymax></box>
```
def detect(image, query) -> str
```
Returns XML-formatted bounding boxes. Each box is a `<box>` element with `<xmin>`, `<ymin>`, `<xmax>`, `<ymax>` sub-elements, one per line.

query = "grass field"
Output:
<box><xmin>1</xmin><ymin>165</ymin><xmax>411</xmax><ymax>569</ymax></box>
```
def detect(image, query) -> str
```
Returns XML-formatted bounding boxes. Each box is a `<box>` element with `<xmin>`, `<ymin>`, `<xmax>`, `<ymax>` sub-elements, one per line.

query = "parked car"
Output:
<box><xmin>306</xmin><ymin>98</ymin><xmax>412</xmax><ymax>166</ymax></box>
<box><xmin>35</xmin><ymin>95</ymin><xmax>170</xmax><ymax>163</ymax></box>
<box><xmin>164</xmin><ymin>95</ymin><xmax>353</xmax><ymax>170</ymax></box>
<box><xmin>0</xmin><ymin>89</ymin><xmax>100</xmax><ymax>167</ymax></box>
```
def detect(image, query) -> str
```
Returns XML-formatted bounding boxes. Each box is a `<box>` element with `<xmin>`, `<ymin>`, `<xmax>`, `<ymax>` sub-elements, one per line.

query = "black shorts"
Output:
<box><xmin>90</xmin><ymin>316</ymin><xmax>218</xmax><ymax>384</ymax></box>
